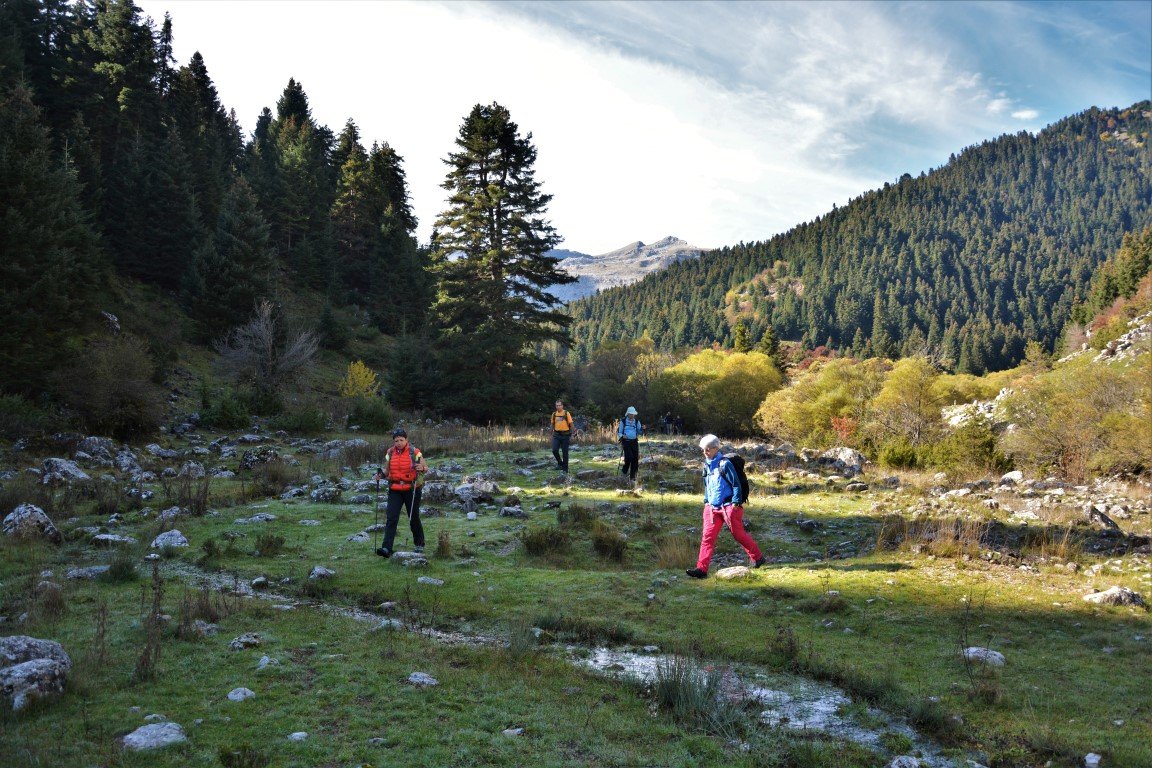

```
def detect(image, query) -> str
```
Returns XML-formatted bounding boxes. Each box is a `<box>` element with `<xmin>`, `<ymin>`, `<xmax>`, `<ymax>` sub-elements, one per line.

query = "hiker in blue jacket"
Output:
<box><xmin>617</xmin><ymin>406</ymin><xmax>644</xmax><ymax>483</ymax></box>
<box><xmin>686</xmin><ymin>434</ymin><xmax>766</xmax><ymax>579</ymax></box>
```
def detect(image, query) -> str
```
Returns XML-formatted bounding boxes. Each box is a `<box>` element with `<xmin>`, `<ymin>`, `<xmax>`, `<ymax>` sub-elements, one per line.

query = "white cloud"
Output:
<box><xmin>137</xmin><ymin>0</ymin><xmax>1149</xmax><ymax>255</ymax></box>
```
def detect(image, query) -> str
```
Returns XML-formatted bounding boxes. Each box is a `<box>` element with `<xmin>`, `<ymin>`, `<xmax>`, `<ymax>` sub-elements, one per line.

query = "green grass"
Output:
<box><xmin>2</xmin><ymin>433</ymin><xmax>1150</xmax><ymax>767</ymax></box>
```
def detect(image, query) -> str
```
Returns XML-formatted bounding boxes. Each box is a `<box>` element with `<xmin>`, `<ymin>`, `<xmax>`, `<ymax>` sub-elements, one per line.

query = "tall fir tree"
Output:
<box><xmin>167</xmin><ymin>50</ymin><xmax>241</xmax><ymax>225</ymax></box>
<box><xmin>0</xmin><ymin>83</ymin><xmax>105</xmax><ymax>393</ymax></box>
<box><xmin>428</xmin><ymin>102</ymin><xmax>574</xmax><ymax>421</ymax></box>
<box><xmin>183</xmin><ymin>177</ymin><xmax>274</xmax><ymax>339</ymax></box>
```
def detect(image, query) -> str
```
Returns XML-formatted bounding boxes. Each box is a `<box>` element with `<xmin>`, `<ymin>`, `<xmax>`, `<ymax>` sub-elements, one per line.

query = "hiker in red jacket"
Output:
<box><xmin>374</xmin><ymin>428</ymin><xmax>427</xmax><ymax>558</ymax></box>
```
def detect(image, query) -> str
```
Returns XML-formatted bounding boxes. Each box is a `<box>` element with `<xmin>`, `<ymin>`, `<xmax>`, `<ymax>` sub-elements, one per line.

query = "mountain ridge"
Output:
<box><xmin>547</xmin><ymin>236</ymin><xmax>706</xmax><ymax>303</ymax></box>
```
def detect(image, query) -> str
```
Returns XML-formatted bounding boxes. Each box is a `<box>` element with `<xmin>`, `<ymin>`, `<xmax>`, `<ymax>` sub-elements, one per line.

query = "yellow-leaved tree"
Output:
<box><xmin>339</xmin><ymin>360</ymin><xmax>380</xmax><ymax>399</ymax></box>
<box><xmin>650</xmin><ymin>350</ymin><xmax>782</xmax><ymax>435</ymax></box>
<box><xmin>754</xmin><ymin>357</ymin><xmax>889</xmax><ymax>447</ymax></box>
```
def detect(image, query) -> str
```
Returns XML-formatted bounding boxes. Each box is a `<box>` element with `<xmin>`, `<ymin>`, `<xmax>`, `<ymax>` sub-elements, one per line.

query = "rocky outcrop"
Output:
<box><xmin>0</xmin><ymin>635</ymin><xmax>72</xmax><ymax>711</ymax></box>
<box><xmin>3</xmin><ymin>504</ymin><xmax>62</xmax><ymax>544</ymax></box>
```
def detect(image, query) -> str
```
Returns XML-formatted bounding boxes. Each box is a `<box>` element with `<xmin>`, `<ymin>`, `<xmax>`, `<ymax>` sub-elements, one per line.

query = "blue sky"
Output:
<box><xmin>138</xmin><ymin>0</ymin><xmax>1151</xmax><ymax>254</ymax></box>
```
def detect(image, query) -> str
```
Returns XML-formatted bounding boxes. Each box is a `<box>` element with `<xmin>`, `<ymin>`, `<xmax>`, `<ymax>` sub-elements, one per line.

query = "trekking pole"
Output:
<box><xmin>373</xmin><ymin>477</ymin><xmax>380</xmax><ymax>552</ymax></box>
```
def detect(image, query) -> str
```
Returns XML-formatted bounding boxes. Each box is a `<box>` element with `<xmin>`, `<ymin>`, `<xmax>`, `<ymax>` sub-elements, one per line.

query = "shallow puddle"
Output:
<box><xmin>569</xmin><ymin>647</ymin><xmax>958</xmax><ymax>767</ymax></box>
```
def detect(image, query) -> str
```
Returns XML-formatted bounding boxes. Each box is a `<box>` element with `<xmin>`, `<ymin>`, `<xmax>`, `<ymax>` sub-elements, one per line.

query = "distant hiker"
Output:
<box><xmin>373</xmin><ymin>428</ymin><xmax>427</xmax><ymax>558</ymax></box>
<box><xmin>617</xmin><ymin>406</ymin><xmax>644</xmax><ymax>482</ymax></box>
<box><xmin>662</xmin><ymin>412</ymin><xmax>673</xmax><ymax>435</ymax></box>
<box><xmin>686</xmin><ymin>434</ymin><xmax>766</xmax><ymax>579</ymax></box>
<box><xmin>549</xmin><ymin>400</ymin><xmax>574</xmax><ymax>472</ymax></box>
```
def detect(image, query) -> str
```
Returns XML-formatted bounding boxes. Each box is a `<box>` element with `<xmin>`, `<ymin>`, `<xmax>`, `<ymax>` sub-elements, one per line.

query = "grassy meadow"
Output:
<box><xmin>1</xmin><ymin>429</ymin><xmax>1149</xmax><ymax>768</ymax></box>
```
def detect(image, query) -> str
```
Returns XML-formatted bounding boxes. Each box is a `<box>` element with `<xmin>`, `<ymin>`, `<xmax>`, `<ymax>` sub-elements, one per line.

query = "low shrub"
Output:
<box><xmin>197</xmin><ymin>538</ymin><xmax>221</xmax><ymax>567</ymax></box>
<box><xmin>218</xmin><ymin>744</ymin><xmax>271</xmax><ymax>768</ymax></box>
<box><xmin>269</xmin><ymin>405</ymin><xmax>328</xmax><ymax>435</ymax></box>
<box><xmin>0</xmin><ymin>394</ymin><xmax>55</xmax><ymax>439</ymax></box>
<box><xmin>928</xmin><ymin>420</ymin><xmax>1011</xmax><ymax>475</ymax></box>
<box><xmin>533</xmin><ymin>610</ymin><xmax>633</xmax><ymax>644</ymax></box>
<box><xmin>654</xmin><ymin>535</ymin><xmax>697</xmax><ymax>570</ymax></box>
<box><xmin>339</xmin><ymin>439</ymin><xmax>380</xmax><ymax>470</ymax></box>
<box><xmin>795</xmin><ymin>591</ymin><xmax>850</xmax><ymax>614</ymax></box>
<box><xmin>877</xmin><ymin>439</ymin><xmax>923</xmax><ymax>470</ymax></box>
<box><xmin>53</xmin><ymin>334</ymin><xmax>164</xmax><ymax>440</ymax></box>
<box><xmin>346</xmin><ymin>396</ymin><xmax>394</xmax><ymax>433</ymax></box>
<box><xmin>30</xmin><ymin>580</ymin><xmax>67</xmax><ymax>624</ymax></box>
<box><xmin>253</xmin><ymin>534</ymin><xmax>285</xmax><ymax>558</ymax></box>
<box><xmin>875</xmin><ymin>514</ymin><xmax>987</xmax><ymax>559</ymax></box>
<box><xmin>435</xmin><ymin>530</ymin><xmax>452</xmax><ymax>558</ymax></box>
<box><xmin>590</xmin><ymin>519</ymin><xmax>628</xmax><ymax>561</ymax></box>
<box><xmin>651</xmin><ymin>655</ymin><xmax>748</xmax><ymax>737</ymax></box>
<box><xmin>520</xmin><ymin>525</ymin><xmax>569</xmax><ymax>556</ymax></box>
<box><xmin>557</xmin><ymin>503</ymin><xmax>597</xmax><ymax>528</ymax></box>
<box><xmin>101</xmin><ymin>550</ymin><xmax>139</xmax><ymax>583</ymax></box>
<box><xmin>201</xmin><ymin>389</ymin><xmax>250</xmax><ymax>430</ymax></box>
<box><xmin>506</xmin><ymin>619</ymin><xmax>538</xmax><ymax>661</ymax></box>
<box><xmin>248</xmin><ymin>459</ymin><xmax>304</xmax><ymax>498</ymax></box>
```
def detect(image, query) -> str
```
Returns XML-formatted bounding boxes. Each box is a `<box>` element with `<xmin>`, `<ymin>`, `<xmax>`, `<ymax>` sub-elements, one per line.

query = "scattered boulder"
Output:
<box><xmin>145</xmin><ymin>444</ymin><xmax>179</xmax><ymax>460</ymax></box>
<box><xmin>3</xmin><ymin>504</ymin><xmax>63</xmax><ymax>544</ymax></box>
<box><xmin>287</xmin><ymin>731</ymin><xmax>308</xmax><ymax>741</ymax></box>
<box><xmin>0</xmin><ymin>637</ymin><xmax>72</xmax><ymax>711</ymax></box>
<box><xmin>818</xmin><ymin>447</ymin><xmax>866</xmax><ymax>476</ymax></box>
<box><xmin>66</xmin><ymin>565</ymin><xmax>110</xmax><ymax>580</ymax></box>
<box><xmin>150</xmin><ymin>530</ymin><xmax>189</xmax><ymax>549</ymax></box>
<box><xmin>888</xmin><ymin>757</ymin><xmax>921</xmax><ymax>768</ymax></box>
<box><xmin>407</xmin><ymin>672</ymin><xmax>439</xmax><ymax>686</ymax></box>
<box><xmin>309</xmin><ymin>566</ymin><xmax>335</xmax><ymax>580</ymax></box>
<box><xmin>92</xmin><ymin>533</ymin><xmax>137</xmax><ymax>547</ymax></box>
<box><xmin>1085</xmin><ymin>505</ymin><xmax>1124</xmax><ymax>534</ymax></box>
<box><xmin>0</xmin><ymin>658</ymin><xmax>70</xmax><ymax>710</ymax></box>
<box><xmin>229</xmin><ymin>633</ymin><xmax>261</xmax><ymax>651</ymax></box>
<box><xmin>309</xmin><ymin>486</ymin><xmax>342</xmax><ymax>503</ymax></box>
<box><xmin>420</xmin><ymin>482</ymin><xmax>455</xmax><ymax>503</ymax></box>
<box><xmin>417</xmin><ymin>576</ymin><xmax>444</xmax><ymax>586</ymax></box>
<box><xmin>234</xmin><ymin>513</ymin><xmax>277</xmax><ymax>525</ymax></box>
<box><xmin>122</xmin><ymin>722</ymin><xmax>187</xmax><ymax>751</ymax></box>
<box><xmin>1083</xmin><ymin>587</ymin><xmax>1147</xmax><ymax>609</ymax></box>
<box><xmin>177</xmin><ymin>461</ymin><xmax>206</xmax><ymax>479</ymax></box>
<box><xmin>239</xmin><ymin>446</ymin><xmax>279</xmax><ymax>471</ymax></box>
<box><xmin>76</xmin><ymin>436</ymin><xmax>116</xmax><ymax>461</ymax></box>
<box><xmin>41</xmin><ymin>458</ymin><xmax>91</xmax><ymax>484</ymax></box>
<box><xmin>962</xmin><ymin>647</ymin><xmax>1006</xmax><ymax>667</ymax></box>
<box><xmin>455</xmin><ymin>481</ymin><xmax>499</xmax><ymax>504</ymax></box>
<box><xmin>0</xmin><ymin>635</ymin><xmax>72</xmax><ymax>670</ymax></box>
<box><xmin>226</xmin><ymin>687</ymin><xmax>255</xmax><ymax>702</ymax></box>
<box><xmin>714</xmin><ymin>566</ymin><xmax>754</xmax><ymax>580</ymax></box>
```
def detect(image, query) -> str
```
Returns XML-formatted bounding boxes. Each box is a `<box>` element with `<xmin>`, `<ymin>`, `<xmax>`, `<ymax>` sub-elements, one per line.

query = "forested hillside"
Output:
<box><xmin>566</xmin><ymin>103</ymin><xmax>1152</xmax><ymax>373</ymax></box>
<box><xmin>0</xmin><ymin>1</ymin><xmax>570</xmax><ymax>425</ymax></box>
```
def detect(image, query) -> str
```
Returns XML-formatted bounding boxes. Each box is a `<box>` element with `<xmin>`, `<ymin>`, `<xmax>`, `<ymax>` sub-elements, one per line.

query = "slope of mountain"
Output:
<box><xmin>565</xmin><ymin>103</ymin><xmax>1152</xmax><ymax>373</ymax></box>
<box><xmin>547</xmin><ymin>236</ymin><xmax>705</xmax><ymax>303</ymax></box>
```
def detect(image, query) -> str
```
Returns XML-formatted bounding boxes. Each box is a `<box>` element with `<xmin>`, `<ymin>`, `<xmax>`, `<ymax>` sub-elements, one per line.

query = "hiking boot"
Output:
<box><xmin>753</xmin><ymin>556</ymin><xmax>768</xmax><ymax>569</ymax></box>
<box><xmin>413</xmin><ymin>546</ymin><xmax>424</xmax><ymax>554</ymax></box>
<box><xmin>375</xmin><ymin>547</ymin><xmax>391</xmax><ymax>558</ymax></box>
<box><xmin>685</xmin><ymin>567</ymin><xmax>708</xmax><ymax>579</ymax></box>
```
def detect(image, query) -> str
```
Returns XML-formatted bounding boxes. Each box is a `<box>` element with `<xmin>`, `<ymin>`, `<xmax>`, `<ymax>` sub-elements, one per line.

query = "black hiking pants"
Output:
<box><xmin>620</xmin><ymin>438</ymin><xmax>639</xmax><ymax>480</ymax></box>
<box><xmin>382</xmin><ymin>486</ymin><xmax>424</xmax><ymax>553</ymax></box>
<box><xmin>551</xmin><ymin>432</ymin><xmax>571</xmax><ymax>472</ymax></box>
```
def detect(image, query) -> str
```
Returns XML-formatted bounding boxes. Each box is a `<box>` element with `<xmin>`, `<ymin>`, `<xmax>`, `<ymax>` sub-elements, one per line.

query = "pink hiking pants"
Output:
<box><xmin>696</xmin><ymin>503</ymin><xmax>763</xmax><ymax>572</ymax></box>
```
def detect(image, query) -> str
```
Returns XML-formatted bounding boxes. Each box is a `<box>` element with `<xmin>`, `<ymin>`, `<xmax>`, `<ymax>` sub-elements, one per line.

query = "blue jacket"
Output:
<box><xmin>702</xmin><ymin>452</ymin><xmax>742</xmax><ymax>506</ymax></box>
<box><xmin>617</xmin><ymin>416</ymin><xmax>643</xmax><ymax>440</ymax></box>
